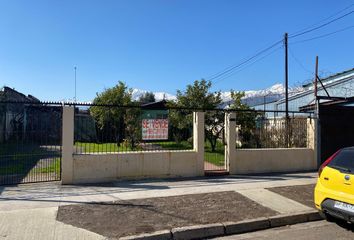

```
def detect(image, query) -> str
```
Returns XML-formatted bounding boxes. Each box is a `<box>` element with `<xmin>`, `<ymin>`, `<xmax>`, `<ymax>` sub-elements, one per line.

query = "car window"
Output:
<box><xmin>328</xmin><ymin>149</ymin><xmax>354</xmax><ymax>173</ymax></box>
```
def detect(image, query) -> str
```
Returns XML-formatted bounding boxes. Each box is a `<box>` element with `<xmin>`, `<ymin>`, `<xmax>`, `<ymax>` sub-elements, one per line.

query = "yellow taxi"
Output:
<box><xmin>315</xmin><ymin>147</ymin><xmax>354</xmax><ymax>222</ymax></box>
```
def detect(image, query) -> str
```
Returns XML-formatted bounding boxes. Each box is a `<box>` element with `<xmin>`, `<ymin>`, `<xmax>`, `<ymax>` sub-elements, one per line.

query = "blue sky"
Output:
<box><xmin>0</xmin><ymin>0</ymin><xmax>353</xmax><ymax>101</ymax></box>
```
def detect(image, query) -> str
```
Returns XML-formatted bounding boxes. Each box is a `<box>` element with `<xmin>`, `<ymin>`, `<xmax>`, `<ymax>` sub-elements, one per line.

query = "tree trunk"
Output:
<box><xmin>210</xmin><ymin>136</ymin><xmax>217</xmax><ymax>152</ymax></box>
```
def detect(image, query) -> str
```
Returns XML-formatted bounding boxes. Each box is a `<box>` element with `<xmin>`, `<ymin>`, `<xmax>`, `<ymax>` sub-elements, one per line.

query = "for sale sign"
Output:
<box><xmin>142</xmin><ymin>119</ymin><xmax>169</xmax><ymax>140</ymax></box>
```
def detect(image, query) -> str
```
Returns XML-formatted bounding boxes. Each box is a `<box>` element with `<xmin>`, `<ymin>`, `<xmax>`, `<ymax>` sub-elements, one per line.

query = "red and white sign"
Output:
<box><xmin>142</xmin><ymin>119</ymin><xmax>169</xmax><ymax>140</ymax></box>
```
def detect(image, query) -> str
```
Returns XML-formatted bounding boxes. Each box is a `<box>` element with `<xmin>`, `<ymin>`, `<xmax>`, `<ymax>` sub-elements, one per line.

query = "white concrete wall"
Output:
<box><xmin>62</xmin><ymin>111</ymin><xmax>205</xmax><ymax>184</ymax></box>
<box><xmin>62</xmin><ymin>107</ymin><xmax>74</xmax><ymax>184</ymax></box>
<box><xmin>72</xmin><ymin>150</ymin><xmax>199</xmax><ymax>183</ymax></box>
<box><xmin>230</xmin><ymin>148</ymin><xmax>316</xmax><ymax>175</ymax></box>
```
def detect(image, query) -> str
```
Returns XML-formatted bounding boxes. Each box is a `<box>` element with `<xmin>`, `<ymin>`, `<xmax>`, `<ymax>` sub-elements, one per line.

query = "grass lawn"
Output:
<box><xmin>75</xmin><ymin>141</ymin><xmax>193</xmax><ymax>152</ymax></box>
<box><xmin>36</xmin><ymin>157</ymin><xmax>61</xmax><ymax>175</ymax></box>
<box><xmin>0</xmin><ymin>143</ymin><xmax>48</xmax><ymax>156</ymax></box>
<box><xmin>75</xmin><ymin>142</ymin><xmax>139</xmax><ymax>152</ymax></box>
<box><xmin>204</xmin><ymin>140</ymin><xmax>225</xmax><ymax>166</ymax></box>
<box><xmin>0</xmin><ymin>143</ymin><xmax>61</xmax><ymax>176</ymax></box>
<box><xmin>204</xmin><ymin>152</ymin><xmax>224</xmax><ymax>166</ymax></box>
<box><xmin>155</xmin><ymin>141</ymin><xmax>193</xmax><ymax>150</ymax></box>
<box><xmin>0</xmin><ymin>161</ymin><xmax>25</xmax><ymax>175</ymax></box>
<box><xmin>74</xmin><ymin>141</ymin><xmax>224</xmax><ymax>166</ymax></box>
<box><xmin>0</xmin><ymin>157</ymin><xmax>61</xmax><ymax>176</ymax></box>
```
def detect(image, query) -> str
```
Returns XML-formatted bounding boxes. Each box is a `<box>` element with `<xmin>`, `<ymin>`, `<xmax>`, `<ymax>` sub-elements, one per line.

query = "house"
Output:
<box><xmin>252</xmin><ymin>68</ymin><xmax>354</xmax><ymax>113</ymax></box>
<box><xmin>257</xmin><ymin>67</ymin><xmax>354</xmax><ymax>164</ymax></box>
<box><xmin>0</xmin><ymin>86</ymin><xmax>61</xmax><ymax>144</ymax></box>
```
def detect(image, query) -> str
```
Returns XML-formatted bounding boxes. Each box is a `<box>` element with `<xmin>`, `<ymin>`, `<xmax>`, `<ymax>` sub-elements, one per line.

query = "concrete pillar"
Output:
<box><xmin>307</xmin><ymin>117</ymin><xmax>319</xmax><ymax>168</ymax></box>
<box><xmin>62</xmin><ymin>106</ymin><xmax>74</xmax><ymax>184</ymax></box>
<box><xmin>306</xmin><ymin>118</ymin><xmax>315</xmax><ymax>149</ymax></box>
<box><xmin>225</xmin><ymin>112</ymin><xmax>236</xmax><ymax>173</ymax></box>
<box><xmin>315</xmin><ymin>118</ymin><xmax>321</xmax><ymax>168</ymax></box>
<box><xmin>193</xmin><ymin>112</ymin><xmax>204</xmax><ymax>176</ymax></box>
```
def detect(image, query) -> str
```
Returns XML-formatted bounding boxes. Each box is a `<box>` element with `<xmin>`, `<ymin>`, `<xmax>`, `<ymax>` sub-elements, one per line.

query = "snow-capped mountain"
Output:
<box><xmin>245</xmin><ymin>83</ymin><xmax>285</xmax><ymax>98</ymax></box>
<box><xmin>219</xmin><ymin>83</ymin><xmax>304</xmax><ymax>107</ymax></box>
<box><xmin>131</xmin><ymin>89</ymin><xmax>176</xmax><ymax>101</ymax></box>
<box><xmin>131</xmin><ymin>83</ymin><xmax>304</xmax><ymax>107</ymax></box>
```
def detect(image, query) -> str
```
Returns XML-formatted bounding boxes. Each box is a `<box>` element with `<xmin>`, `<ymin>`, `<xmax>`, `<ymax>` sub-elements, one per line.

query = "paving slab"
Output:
<box><xmin>0</xmin><ymin>172</ymin><xmax>317</xmax><ymax>211</ymax></box>
<box><xmin>0</xmin><ymin>207</ymin><xmax>105</xmax><ymax>240</ymax></box>
<box><xmin>236</xmin><ymin>189</ymin><xmax>313</xmax><ymax>214</ymax></box>
<box><xmin>0</xmin><ymin>172</ymin><xmax>318</xmax><ymax>239</ymax></box>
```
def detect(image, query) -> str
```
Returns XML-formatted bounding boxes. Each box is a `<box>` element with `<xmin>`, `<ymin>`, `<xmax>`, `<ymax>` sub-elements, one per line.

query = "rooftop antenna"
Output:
<box><xmin>74</xmin><ymin>66</ymin><xmax>77</xmax><ymax>103</ymax></box>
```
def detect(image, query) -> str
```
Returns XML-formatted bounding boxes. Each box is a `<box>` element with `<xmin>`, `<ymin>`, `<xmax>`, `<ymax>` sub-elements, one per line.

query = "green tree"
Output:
<box><xmin>229</xmin><ymin>91</ymin><xmax>259</xmax><ymax>148</ymax></box>
<box><xmin>172</xmin><ymin>80</ymin><xmax>223</xmax><ymax>151</ymax></box>
<box><xmin>124</xmin><ymin>106</ymin><xmax>142</xmax><ymax>149</ymax></box>
<box><xmin>176</xmin><ymin>80</ymin><xmax>221</xmax><ymax>109</ymax></box>
<box><xmin>90</xmin><ymin>81</ymin><xmax>132</xmax><ymax>145</ymax></box>
<box><xmin>139</xmin><ymin>92</ymin><xmax>155</xmax><ymax>104</ymax></box>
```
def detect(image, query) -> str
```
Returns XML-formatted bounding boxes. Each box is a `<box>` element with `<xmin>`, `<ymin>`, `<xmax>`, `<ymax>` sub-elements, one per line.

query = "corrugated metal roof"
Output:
<box><xmin>302</xmin><ymin>67</ymin><xmax>354</xmax><ymax>88</ymax></box>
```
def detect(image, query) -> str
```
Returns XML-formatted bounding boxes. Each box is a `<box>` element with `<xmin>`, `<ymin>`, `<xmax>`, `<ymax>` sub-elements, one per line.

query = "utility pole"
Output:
<box><xmin>74</xmin><ymin>66</ymin><xmax>77</xmax><ymax>103</ymax></box>
<box><xmin>314</xmin><ymin>56</ymin><xmax>321</xmax><ymax>167</ymax></box>
<box><xmin>284</xmin><ymin>33</ymin><xmax>289</xmax><ymax>147</ymax></box>
<box><xmin>263</xmin><ymin>95</ymin><xmax>266</xmax><ymax>112</ymax></box>
<box><xmin>284</xmin><ymin>33</ymin><xmax>289</xmax><ymax>118</ymax></box>
<box><xmin>314</xmin><ymin>56</ymin><xmax>318</xmax><ymax>100</ymax></box>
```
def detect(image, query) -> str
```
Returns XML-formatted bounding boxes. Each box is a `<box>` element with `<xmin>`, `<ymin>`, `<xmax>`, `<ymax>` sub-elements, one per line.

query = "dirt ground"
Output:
<box><xmin>267</xmin><ymin>184</ymin><xmax>316</xmax><ymax>208</ymax></box>
<box><xmin>57</xmin><ymin>191</ymin><xmax>277</xmax><ymax>239</ymax></box>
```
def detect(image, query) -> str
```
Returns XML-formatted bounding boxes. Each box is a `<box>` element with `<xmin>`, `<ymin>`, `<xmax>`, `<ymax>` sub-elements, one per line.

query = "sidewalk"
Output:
<box><xmin>0</xmin><ymin>172</ymin><xmax>318</xmax><ymax>239</ymax></box>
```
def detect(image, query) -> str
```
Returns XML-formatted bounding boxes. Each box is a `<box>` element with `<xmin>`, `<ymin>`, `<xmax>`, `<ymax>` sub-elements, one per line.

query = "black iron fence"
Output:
<box><xmin>0</xmin><ymin>100</ymin><xmax>314</xmax><ymax>184</ymax></box>
<box><xmin>204</xmin><ymin>110</ymin><xmax>226</xmax><ymax>171</ymax></box>
<box><xmin>73</xmin><ymin>104</ymin><xmax>193</xmax><ymax>154</ymax></box>
<box><xmin>233</xmin><ymin>110</ymin><xmax>311</xmax><ymax>149</ymax></box>
<box><xmin>0</xmin><ymin>102</ymin><xmax>62</xmax><ymax>185</ymax></box>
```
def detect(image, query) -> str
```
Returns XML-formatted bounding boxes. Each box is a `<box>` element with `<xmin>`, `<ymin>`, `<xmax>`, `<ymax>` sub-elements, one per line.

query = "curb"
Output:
<box><xmin>119</xmin><ymin>210</ymin><xmax>322</xmax><ymax>240</ymax></box>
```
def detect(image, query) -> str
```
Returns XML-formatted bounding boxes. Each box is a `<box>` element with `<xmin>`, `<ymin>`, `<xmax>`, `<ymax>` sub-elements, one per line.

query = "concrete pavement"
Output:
<box><xmin>0</xmin><ymin>172</ymin><xmax>318</xmax><ymax>239</ymax></box>
<box><xmin>237</xmin><ymin>189</ymin><xmax>313</xmax><ymax>214</ymax></box>
<box><xmin>214</xmin><ymin>220</ymin><xmax>354</xmax><ymax>240</ymax></box>
<box><xmin>0</xmin><ymin>207</ymin><xmax>104</xmax><ymax>240</ymax></box>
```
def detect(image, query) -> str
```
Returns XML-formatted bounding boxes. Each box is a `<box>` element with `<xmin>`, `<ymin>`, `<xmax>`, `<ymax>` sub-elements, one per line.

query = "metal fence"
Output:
<box><xmin>204</xmin><ymin>110</ymin><xmax>226</xmax><ymax>172</ymax></box>
<box><xmin>233</xmin><ymin>110</ymin><xmax>311</xmax><ymax>149</ymax></box>
<box><xmin>0</xmin><ymin>100</ymin><xmax>314</xmax><ymax>184</ymax></box>
<box><xmin>0</xmin><ymin>102</ymin><xmax>62</xmax><ymax>185</ymax></box>
<box><xmin>73</xmin><ymin>104</ymin><xmax>193</xmax><ymax>154</ymax></box>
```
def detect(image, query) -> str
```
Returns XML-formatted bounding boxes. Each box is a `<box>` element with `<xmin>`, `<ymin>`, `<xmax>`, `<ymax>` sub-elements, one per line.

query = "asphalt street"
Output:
<box><xmin>214</xmin><ymin>220</ymin><xmax>354</xmax><ymax>240</ymax></box>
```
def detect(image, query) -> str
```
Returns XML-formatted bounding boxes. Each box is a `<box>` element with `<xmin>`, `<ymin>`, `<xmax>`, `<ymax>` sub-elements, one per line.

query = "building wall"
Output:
<box><xmin>252</xmin><ymin>71</ymin><xmax>354</xmax><ymax>112</ymax></box>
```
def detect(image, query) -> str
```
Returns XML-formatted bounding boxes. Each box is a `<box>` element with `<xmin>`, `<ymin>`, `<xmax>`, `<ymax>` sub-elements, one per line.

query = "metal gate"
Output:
<box><xmin>0</xmin><ymin>102</ymin><xmax>62</xmax><ymax>185</ymax></box>
<box><xmin>319</xmin><ymin>104</ymin><xmax>354</xmax><ymax>163</ymax></box>
<box><xmin>204</xmin><ymin>110</ymin><xmax>228</xmax><ymax>175</ymax></box>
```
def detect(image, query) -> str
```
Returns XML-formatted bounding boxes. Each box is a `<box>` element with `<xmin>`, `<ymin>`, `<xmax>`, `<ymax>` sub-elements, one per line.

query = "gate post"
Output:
<box><xmin>307</xmin><ymin>117</ymin><xmax>319</xmax><ymax>169</ymax></box>
<box><xmin>226</xmin><ymin>112</ymin><xmax>236</xmax><ymax>173</ymax></box>
<box><xmin>62</xmin><ymin>106</ymin><xmax>74</xmax><ymax>184</ymax></box>
<box><xmin>193</xmin><ymin>112</ymin><xmax>205</xmax><ymax>176</ymax></box>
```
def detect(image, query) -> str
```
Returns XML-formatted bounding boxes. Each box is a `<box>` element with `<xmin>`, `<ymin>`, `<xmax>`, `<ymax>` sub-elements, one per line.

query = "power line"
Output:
<box><xmin>289</xmin><ymin>10</ymin><xmax>354</xmax><ymax>38</ymax></box>
<box><xmin>291</xmin><ymin>25</ymin><xmax>354</xmax><ymax>44</ymax></box>
<box><xmin>213</xmin><ymin>46</ymin><xmax>282</xmax><ymax>84</ymax></box>
<box><xmin>206</xmin><ymin>39</ymin><xmax>283</xmax><ymax>82</ymax></box>
<box><xmin>288</xmin><ymin>47</ymin><xmax>313</xmax><ymax>74</ymax></box>
<box><xmin>204</xmin><ymin>4</ymin><xmax>354</xmax><ymax>87</ymax></box>
<box><xmin>291</xmin><ymin>3</ymin><xmax>354</xmax><ymax>36</ymax></box>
